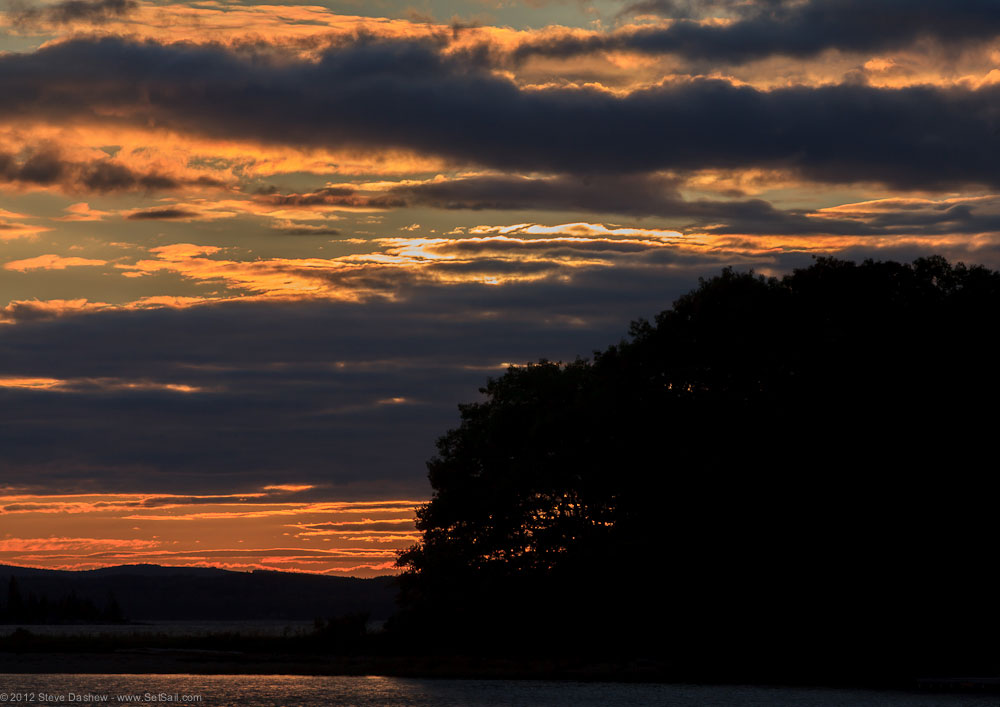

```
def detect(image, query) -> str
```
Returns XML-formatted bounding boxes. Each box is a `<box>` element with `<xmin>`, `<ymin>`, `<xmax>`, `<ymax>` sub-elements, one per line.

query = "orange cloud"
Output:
<box><xmin>0</xmin><ymin>377</ymin><xmax>65</xmax><ymax>390</ymax></box>
<box><xmin>57</xmin><ymin>202</ymin><xmax>114</xmax><ymax>221</ymax></box>
<box><xmin>0</xmin><ymin>537</ymin><xmax>160</xmax><ymax>552</ymax></box>
<box><xmin>0</xmin><ymin>298</ymin><xmax>111</xmax><ymax>324</ymax></box>
<box><xmin>0</xmin><ymin>489</ymin><xmax>422</xmax><ymax>575</ymax></box>
<box><xmin>149</xmin><ymin>244</ymin><xmax>222</xmax><ymax>260</ymax></box>
<box><xmin>117</xmin><ymin>231</ymin><xmax>644</xmax><ymax>299</ymax></box>
<box><xmin>263</xmin><ymin>484</ymin><xmax>316</xmax><ymax>493</ymax></box>
<box><xmin>0</xmin><ymin>375</ymin><xmax>206</xmax><ymax>393</ymax></box>
<box><xmin>0</xmin><ymin>218</ymin><xmax>50</xmax><ymax>241</ymax></box>
<box><xmin>0</xmin><ymin>122</ymin><xmax>449</xmax><ymax>186</ymax></box>
<box><xmin>2</xmin><ymin>1</ymin><xmax>527</xmax><ymax>61</ymax></box>
<box><xmin>4</xmin><ymin>254</ymin><xmax>107</xmax><ymax>272</ymax></box>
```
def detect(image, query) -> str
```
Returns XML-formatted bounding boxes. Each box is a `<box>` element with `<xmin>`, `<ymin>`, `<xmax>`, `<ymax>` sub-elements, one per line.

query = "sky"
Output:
<box><xmin>2</xmin><ymin>0</ymin><xmax>1000</xmax><ymax>575</ymax></box>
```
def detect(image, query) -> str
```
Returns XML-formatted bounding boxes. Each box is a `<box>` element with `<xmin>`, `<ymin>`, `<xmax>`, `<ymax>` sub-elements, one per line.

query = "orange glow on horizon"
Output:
<box><xmin>0</xmin><ymin>489</ymin><xmax>423</xmax><ymax>576</ymax></box>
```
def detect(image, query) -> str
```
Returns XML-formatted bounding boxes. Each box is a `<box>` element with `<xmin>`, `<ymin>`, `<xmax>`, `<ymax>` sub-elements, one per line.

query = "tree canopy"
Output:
<box><xmin>394</xmin><ymin>256</ymin><xmax>1000</xmax><ymax>677</ymax></box>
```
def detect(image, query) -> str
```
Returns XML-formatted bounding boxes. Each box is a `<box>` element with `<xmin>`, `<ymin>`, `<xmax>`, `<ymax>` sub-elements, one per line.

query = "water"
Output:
<box><xmin>0</xmin><ymin>675</ymin><xmax>994</xmax><ymax>706</ymax></box>
<box><xmin>0</xmin><ymin>622</ymin><xmax>315</xmax><ymax>638</ymax></box>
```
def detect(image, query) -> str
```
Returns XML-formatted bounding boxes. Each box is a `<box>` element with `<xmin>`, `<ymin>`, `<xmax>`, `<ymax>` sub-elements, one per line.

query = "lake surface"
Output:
<box><xmin>0</xmin><ymin>622</ymin><xmax>316</xmax><ymax>637</ymax></box>
<box><xmin>0</xmin><ymin>675</ymin><xmax>995</xmax><ymax>706</ymax></box>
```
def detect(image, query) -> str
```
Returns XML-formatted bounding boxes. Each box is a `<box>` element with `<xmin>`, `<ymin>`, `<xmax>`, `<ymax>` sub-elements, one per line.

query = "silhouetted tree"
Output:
<box><xmin>395</xmin><ymin>256</ymin><xmax>1000</xmax><ymax>677</ymax></box>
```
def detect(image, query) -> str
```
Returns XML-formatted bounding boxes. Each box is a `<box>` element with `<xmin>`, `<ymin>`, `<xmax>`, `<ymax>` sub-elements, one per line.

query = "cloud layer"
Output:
<box><xmin>2</xmin><ymin>37</ymin><xmax>1000</xmax><ymax>188</ymax></box>
<box><xmin>522</xmin><ymin>0</ymin><xmax>1000</xmax><ymax>63</ymax></box>
<box><xmin>3</xmin><ymin>0</ymin><xmax>1000</xmax><ymax>574</ymax></box>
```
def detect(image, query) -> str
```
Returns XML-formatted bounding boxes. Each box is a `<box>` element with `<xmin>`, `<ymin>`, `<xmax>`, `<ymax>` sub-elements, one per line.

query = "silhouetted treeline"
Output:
<box><xmin>393</xmin><ymin>256</ymin><xmax>1000</xmax><ymax>682</ymax></box>
<box><xmin>0</xmin><ymin>565</ymin><xmax>396</xmax><ymax>622</ymax></box>
<box><xmin>1</xmin><ymin>576</ymin><xmax>125</xmax><ymax>624</ymax></box>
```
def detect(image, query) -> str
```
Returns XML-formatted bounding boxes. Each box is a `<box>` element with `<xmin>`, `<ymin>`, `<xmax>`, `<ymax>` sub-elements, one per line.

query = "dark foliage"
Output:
<box><xmin>394</xmin><ymin>256</ymin><xmax>1000</xmax><ymax>680</ymax></box>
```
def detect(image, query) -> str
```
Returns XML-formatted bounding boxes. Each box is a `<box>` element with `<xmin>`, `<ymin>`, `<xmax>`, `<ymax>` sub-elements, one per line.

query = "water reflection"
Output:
<box><xmin>0</xmin><ymin>674</ymin><xmax>994</xmax><ymax>707</ymax></box>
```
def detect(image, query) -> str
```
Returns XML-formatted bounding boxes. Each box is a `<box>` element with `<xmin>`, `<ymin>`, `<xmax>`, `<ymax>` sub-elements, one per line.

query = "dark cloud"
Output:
<box><xmin>523</xmin><ymin>0</ymin><xmax>1000</xmax><ymax>64</ymax></box>
<box><xmin>2</xmin><ymin>37</ymin><xmax>999</xmax><ymax>189</ymax></box>
<box><xmin>260</xmin><ymin>178</ymin><xmax>1000</xmax><ymax>238</ymax></box>
<box><xmin>379</xmin><ymin>175</ymin><xmax>875</xmax><ymax>232</ymax></box>
<box><xmin>616</xmin><ymin>0</ymin><xmax>749</xmax><ymax>19</ymax></box>
<box><xmin>699</xmin><ymin>197</ymin><xmax>1000</xmax><ymax>237</ymax></box>
<box><xmin>260</xmin><ymin>175</ymin><xmax>690</xmax><ymax>216</ymax></box>
<box><xmin>9</xmin><ymin>149</ymin><xmax>66</xmax><ymax>183</ymax></box>
<box><xmin>386</xmin><ymin>174</ymin><xmax>684</xmax><ymax>214</ymax></box>
<box><xmin>81</xmin><ymin>162</ymin><xmax>177</xmax><ymax>192</ymax></box>
<box><xmin>0</xmin><ymin>271</ymin><xmax>723</xmax><ymax>497</ymax></box>
<box><xmin>263</xmin><ymin>186</ymin><xmax>356</xmax><ymax>206</ymax></box>
<box><xmin>3</xmin><ymin>235</ymin><xmax>999</xmax><ymax>498</ymax></box>
<box><xmin>0</xmin><ymin>147</ymin><xmax>224</xmax><ymax>194</ymax></box>
<box><xmin>4</xmin><ymin>0</ymin><xmax>137</xmax><ymax>29</ymax></box>
<box><xmin>126</xmin><ymin>208</ymin><xmax>199</xmax><ymax>220</ymax></box>
<box><xmin>257</xmin><ymin>186</ymin><xmax>404</xmax><ymax>209</ymax></box>
<box><xmin>617</xmin><ymin>0</ymin><xmax>791</xmax><ymax>20</ymax></box>
<box><xmin>270</xmin><ymin>225</ymin><xmax>343</xmax><ymax>236</ymax></box>
<box><xmin>138</xmin><ymin>488</ymin><xmax>313</xmax><ymax>506</ymax></box>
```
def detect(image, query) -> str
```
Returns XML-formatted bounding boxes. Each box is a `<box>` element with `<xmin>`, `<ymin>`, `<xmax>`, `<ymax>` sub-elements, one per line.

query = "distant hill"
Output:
<box><xmin>0</xmin><ymin>565</ymin><xmax>397</xmax><ymax>622</ymax></box>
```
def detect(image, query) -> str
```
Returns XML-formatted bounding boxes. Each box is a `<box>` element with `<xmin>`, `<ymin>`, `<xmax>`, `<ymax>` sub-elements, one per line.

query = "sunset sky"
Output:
<box><xmin>2</xmin><ymin>0</ymin><xmax>999</xmax><ymax>574</ymax></box>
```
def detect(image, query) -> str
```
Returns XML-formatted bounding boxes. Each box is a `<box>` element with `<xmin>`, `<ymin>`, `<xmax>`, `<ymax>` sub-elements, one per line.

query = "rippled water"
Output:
<box><xmin>0</xmin><ymin>622</ymin><xmax>315</xmax><ymax>638</ymax></box>
<box><xmin>0</xmin><ymin>675</ymin><xmax>995</xmax><ymax>707</ymax></box>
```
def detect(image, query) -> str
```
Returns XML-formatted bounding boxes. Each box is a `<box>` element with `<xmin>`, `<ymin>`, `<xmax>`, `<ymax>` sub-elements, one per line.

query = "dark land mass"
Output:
<box><xmin>0</xmin><ymin>564</ymin><xmax>396</xmax><ymax>621</ymax></box>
